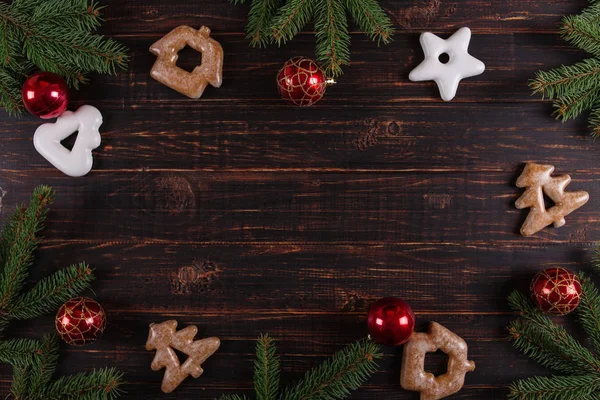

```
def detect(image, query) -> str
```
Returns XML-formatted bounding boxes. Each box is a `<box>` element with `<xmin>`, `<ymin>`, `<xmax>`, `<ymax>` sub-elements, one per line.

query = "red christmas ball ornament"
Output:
<box><xmin>55</xmin><ymin>297</ymin><xmax>106</xmax><ymax>345</ymax></box>
<box><xmin>367</xmin><ymin>297</ymin><xmax>415</xmax><ymax>346</ymax></box>
<box><xmin>277</xmin><ymin>56</ymin><xmax>327</xmax><ymax>106</ymax></box>
<box><xmin>530</xmin><ymin>267</ymin><xmax>582</xmax><ymax>315</ymax></box>
<box><xmin>21</xmin><ymin>72</ymin><xmax>69</xmax><ymax>119</ymax></box>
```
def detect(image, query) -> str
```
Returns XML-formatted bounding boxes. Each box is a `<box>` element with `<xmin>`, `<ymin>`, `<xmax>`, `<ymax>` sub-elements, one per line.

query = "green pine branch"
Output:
<box><xmin>530</xmin><ymin>2</ymin><xmax>600</xmax><ymax>138</ymax></box>
<box><xmin>219</xmin><ymin>336</ymin><xmax>381</xmax><ymax>400</ymax></box>
<box><xmin>9</xmin><ymin>262</ymin><xmax>95</xmax><ymax>320</ymax></box>
<box><xmin>508</xmin><ymin>291</ymin><xmax>600</xmax><ymax>375</ymax></box>
<box><xmin>254</xmin><ymin>334</ymin><xmax>280</xmax><ymax>400</ymax></box>
<box><xmin>314</xmin><ymin>0</ymin><xmax>350</xmax><ymax>78</ymax></box>
<box><xmin>232</xmin><ymin>0</ymin><xmax>394</xmax><ymax>77</ymax></box>
<box><xmin>283</xmin><ymin>339</ymin><xmax>381</xmax><ymax>400</ymax></box>
<box><xmin>576</xmin><ymin>274</ymin><xmax>600</xmax><ymax>353</ymax></box>
<box><xmin>0</xmin><ymin>0</ymin><xmax>128</xmax><ymax>116</ymax></box>
<box><xmin>0</xmin><ymin>186</ymin><xmax>125</xmax><ymax>399</ymax></box>
<box><xmin>508</xmin><ymin>375</ymin><xmax>600</xmax><ymax>400</ymax></box>
<box><xmin>508</xmin><ymin>258</ymin><xmax>600</xmax><ymax>400</ymax></box>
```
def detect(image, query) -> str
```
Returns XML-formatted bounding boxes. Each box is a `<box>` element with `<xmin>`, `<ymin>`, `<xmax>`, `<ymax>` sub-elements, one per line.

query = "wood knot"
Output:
<box><xmin>423</xmin><ymin>194</ymin><xmax>452</xmax><ymax>209</ymax></box>
<box><xmin>340</xmin><ymin>291</ymin><xmax>374</xmax><ymax>312</ymax></box>
<box><xmin>396</xmin><ymin>0</ymin><xmax>456</xmax><ymax>28</ymax></box>
<box><xmin>171</xmin><ymin>259</ymin><xmax>221</xmax><ymax>294</ymax></box>
<box><xmin>141</xmin><ymin>176</ymin><xmax>195</xmax><ymax>215</ymax></box>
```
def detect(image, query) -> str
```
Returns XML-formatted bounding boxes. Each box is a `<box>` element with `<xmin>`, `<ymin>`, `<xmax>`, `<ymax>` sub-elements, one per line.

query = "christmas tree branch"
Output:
<box><xmin>314</xmin><ymin>0</ymin><xmax>350</xmax><ymax>77</ymax></box>
<box><xmin>553</xmin><ymin>87</ymin><xmax>600</xmax><ymax>121</ymax></box>
<box><xmin>42</xmin><ymin>368</ymin><xmax>125</xmax><ymax>400</ymax></box>
<box><xmin>271</xmin><ymin>0</ymin><xmax>313</xmax><ymax>45</ymax></box>
<box><xmin>530</xmin><ymin>58</ymin><xmax>600</xmax><ymax>99</ymax></box>
<box><xmin>345</xmin><ymin>0</ymin><xmax>393</xmax><ymax>44</ymax></box>
<box><xmin>245</xmin><ymin>0</ymin><xmax>279</xmax><ymax>47</ymax></box>
<box><xmin>0</xmin><ymin>65</ymin><xmax>24</xmax><ymax>116</ymax></box>
<box><xmin>508</xmin><ymin>291</ymin><xmax>600</xmax><ymax>374</ymax></box>
<box><xmin>0</xmin><ymin>338</ymin><xmax>43</xmax><ymax>367</ymax></box>
<box><xmin>588</xmin><ymin>103</ymin><xmax>600</xmax><ymax>138</ymax></box>
<box><xmin>576</xmin><ymin>274</ymin><xmax>600</xmax><ymax>354</ymax></box>
<box><xmin>0</xmin><ymin>185</ymin><xmax>53</xmax><ymax>326</ymax></box>
<box><xmin>11</xmin><ymin>365</ymin><xmax>30</xmax><ymax>399</ymax></box>
<box><xmin>254</xmin><ymin>334</ymin><xmax>280</xmax><ymax>400</ymax></box>
<box><xmin>561</xmin><ymin>3</ymin><xmax>600</xmax><ymax>58</ymax></box>
<box><xmin>508</xmin><ymin>374</ymin><xmax>600</xmax><ymax>400</ymax></box>
<box><xmin>28</xmin><ymin>335</ymin><xmax>60</xmax><ymax>396</ymax></box>
<box><xmin>9</xmin><ymin>263</ymin><xmax>95</xmax><ymax>320</ymax></box>
<box><xmin>219</xmin><ymin>395</ymin><xmax>250</xmax><ymax>400</ymax></box>
<box><xmin>283</xmin><ymin>339</ymin><xmax>381</xmax><ymax>400</ymax></box>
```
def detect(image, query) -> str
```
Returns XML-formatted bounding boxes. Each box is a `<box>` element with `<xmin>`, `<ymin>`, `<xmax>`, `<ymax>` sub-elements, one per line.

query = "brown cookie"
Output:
<box><xmin>400</xmin><ymin>322</ymin><xmax>475</xmax><ymax>400</ymax></box>
<box><xmin>150</xmin><ymin>26</ymin><xmax>223</xmax><ymax>98</ymax></box>
<box><xmin>146</xmin><ymin>320</ymin><xmax>220</xmax><ymax>393</ymax></box>
<box><xmin>515</xmin><ymin>163</ymin><xmax>589</xmax><ymax>236</ymax></box>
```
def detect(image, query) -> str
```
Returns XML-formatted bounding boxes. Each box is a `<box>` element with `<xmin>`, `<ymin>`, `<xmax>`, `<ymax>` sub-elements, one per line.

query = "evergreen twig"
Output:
<box><xmin>0</xmin><ymin>0</ymin><xmax>128</xmax><ymax>115</ymax></box>
<box><xmin>0</xmin><ymin>186</ymin><xmax>125</xmax><ymax>399</ymax></box>
<box><xmin>254</xmin><ymin>334</ymin><xmax>280</xmax><ymax>400</ymax></box>
<box><xmin>219</xmin><ymin>336</ymin><xmax>381</xmax><ymax>400</ymax></box>
<box><xmin>508</xmin><ymin>253</ymin><xmax>600</xmax><ymax>399</ymax></box>
<box><xmin>231</xmin><ymin>0</ymin><xmax>393</xmax><ymax>77</ymax></box>
<box><xmin>530</xmin><ymin>2</ymin><xmax>600</xmax><ymax>137</ymax></box>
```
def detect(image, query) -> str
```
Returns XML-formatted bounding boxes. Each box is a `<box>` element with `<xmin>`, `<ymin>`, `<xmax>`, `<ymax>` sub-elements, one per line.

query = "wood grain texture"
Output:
<box><xmin>0</xmin><ymin>0</ymin><xmax>599</xmax><ymax>399</ymax></box>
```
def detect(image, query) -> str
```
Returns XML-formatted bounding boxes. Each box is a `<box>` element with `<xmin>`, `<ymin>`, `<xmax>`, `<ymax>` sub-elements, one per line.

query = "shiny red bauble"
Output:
<box><xmin>367</xmin><ymin>297</ymin><xmax>415</xmax><ymax>346</ymax></box>
<box><xmin>55</xmin><ymin>297</ymin><xmax>106</xmax><ymax>345</ymax></box>
<box><xmin>530</xmin><ymin>267</ymin><xmax>582</xmax><ymax>315</ymax></box>
<box><xmin>21</xmin><ymin>72</ymin><xmax>69</xmax><ymax>118</ymax></box>
<box><xmin>277</xmin><ymin>57</ymin><xmax>327</xmax><ymax>106</ymax></box>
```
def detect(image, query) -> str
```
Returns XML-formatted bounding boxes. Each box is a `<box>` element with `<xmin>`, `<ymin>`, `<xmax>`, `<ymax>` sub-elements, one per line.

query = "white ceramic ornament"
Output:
<box><xmin>409</xmin><ymin>27</ymin><xmax>485</xmax><ymax>101</ymax></box>
<box><xmin>33</xmin><ymin>105</ymin><xmax>102</xmax><ymax>177</ymax></box>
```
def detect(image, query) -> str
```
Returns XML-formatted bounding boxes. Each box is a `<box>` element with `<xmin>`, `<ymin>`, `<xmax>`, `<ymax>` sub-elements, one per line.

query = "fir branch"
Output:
<box><xmin>10</xmin><ymin>365</ymin><xmax>30</xmax><ymax>399</ymax></box>
<box><xmin>345</xmin><ymin>0</ymin><xmax>393</xmax><ymax>44</ymax></box>
<box><xmin>42</xmin><ymin>368</ymin><xmax>125</xmax><ymax>400</ymax></box>
<box><xmin>508</xmin><ymin>319</ymin><xmax>589</xmax><ymax>375</ymax></box>
<box><xmin>28</xmin><ymin>335</ymin><xmax>60</xmax><ymax>396</ymax></box>
<box><xmin>561</xmin><ymin>3</ymin><xmax>600</xmax><ymax>58</ymax></box>
<box><xmin>529</xmin><ymin>58</ymin><xmax>600</xmax><ymax>100</ymax></box>
<box><xmin>576</xmin><ymin>274</ymin><xmax>600</xmax><ymax>353</ymax></box>
<box><xmin>508</xmin><ymin>291</ymin><xmax>600</xmax><ymax>374</ymax></box>
<box><xmin>219</xmin><ymin>395</ymin><xmax>250</xmax><ymax>400</ymax></box>
<box><xmin>271</xmin><ymin>0</ymin><xmax>314</xmax><ymax>45</ymax></box>
<box><xmin>0</xmin><ymin>65</ymin><xmax>24</xmax><ymax>116</ymax></box>
<box><xmin>588</xmin><ymin>102</ymin><xmax>600</xmax><ymax>139</ymax></box>
<box><xmin>10</xmin><ymin>263</ymin><xmax>95</xmax><ymax>320</ymax></box>
<box><xmin>0</xmin><ymin>338</ymin><xmax>43</xmax><ymax>367</ymax></box>
<box><xmin>508</xmin><ymin>374</ymin><xmax>600</xmax><ymax>400</ymax></box>
<box><xmin>553</xmin><ymin>87</ymin><xmax>600</xmax><ymax>122</ymax></box>
<box><xmin>0</xmin><ymin>185</ymin><xmax>54</xmax><ymax>323</ymax></box>
<box><xmin>283</xmin><ymin>339</ymin><xmax>381</xmax><ymax>400</ymax></box>
<box><xmin>246</xmin><ymin>0</ymin><xmax>280</xmax><ymax>47</ymax></box>
<box><xmin>31</xmin><ymin>0</ymin><xmax>104</xmax><ymax>33</ymax></box>
<box><xmin>314</xmin><ymin>0</ymin><xmax>350</xmax><ymax>78</ymax></box>
<box><xmin>254</xmin><ymin>334</ymin><xmax>280</xmax><ymax>400</ymax></box>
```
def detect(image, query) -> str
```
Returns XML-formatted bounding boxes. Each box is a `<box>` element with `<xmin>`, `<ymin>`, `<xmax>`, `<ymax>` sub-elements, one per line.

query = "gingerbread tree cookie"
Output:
<box><xmin>145</xmin><ymin>320</ymin><xmax>220</xmax><ymax>393</ymax></box>
<box><xmin>515</xmin><ymin>163</ymin><xmax>589</xmax><ymax>236</ymax></box>
<box><xmin>400</xmin><ymin>322</ymin><xmax>475</xmax><ymax>400</ymax></box>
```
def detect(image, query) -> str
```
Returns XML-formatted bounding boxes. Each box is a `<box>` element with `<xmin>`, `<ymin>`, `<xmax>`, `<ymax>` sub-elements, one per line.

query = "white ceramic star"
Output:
<box><xmin>409</xmin><ymin>27</ymin><xmax>485</xmax><ymax>101</ymax></box>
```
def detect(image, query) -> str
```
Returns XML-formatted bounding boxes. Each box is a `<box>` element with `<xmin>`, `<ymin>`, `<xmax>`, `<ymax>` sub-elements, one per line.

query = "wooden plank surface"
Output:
<box><xmin>1</xmin><ymin>0</ymin><xmax>598</xmax><ymax>399</ymax></box>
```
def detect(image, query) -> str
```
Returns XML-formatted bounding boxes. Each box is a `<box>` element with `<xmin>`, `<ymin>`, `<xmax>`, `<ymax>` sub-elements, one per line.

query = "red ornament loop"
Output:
<box><xmin>277</xmin><ymin>57</ymin><xmax>327</xmax><ymax>106</ymax></box>
<box><xmin>55</xmin><ymin>297</ymin><xmax>106</xmax><ymax>345</ymax></box>
<box><xmin>530</xmin><ymin>267</ymin><xmax>581</xmax><ymax>315</ymax></box>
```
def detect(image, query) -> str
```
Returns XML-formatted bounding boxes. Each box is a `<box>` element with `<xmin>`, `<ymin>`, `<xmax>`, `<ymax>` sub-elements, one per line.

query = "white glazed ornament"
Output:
<box><xmin>409</xmin><ymin>27</ymin><xmax>485</xmax><ymax>101</ymax></box>
<box><xmin>33</xmin><ymin>105</ymin><xmax>102</xmax><ymax>177</ymax></box>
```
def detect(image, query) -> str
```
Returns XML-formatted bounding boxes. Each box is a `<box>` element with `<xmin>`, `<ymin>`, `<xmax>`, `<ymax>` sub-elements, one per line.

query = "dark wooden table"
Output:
<box><xmin>1</xmin><ymin>0</ymin><xmax>598</xmax><ymax>398</ymax></box>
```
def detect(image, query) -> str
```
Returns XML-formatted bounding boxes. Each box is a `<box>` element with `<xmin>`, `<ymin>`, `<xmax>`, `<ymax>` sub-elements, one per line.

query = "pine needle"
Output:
<box><xmin>246</xmin><ymin>0</ymin><xmax>279</xmax><ymax>47</ymax></box>
<box><xmin>508</xmin><ymin>375</ymin><xmax>600</xmax><ymax>400</ymax></box>
<box><xmin>283</xmin><ymin>339</ymin><xmax>382</xmax><ymax>400</ymax></box>
<box><xmin>314</xmin><ymin>0</ymin><xmax>350</xmax><ymax>78</ymax></box>
<box><xmin>271</xmin><ymin>0</ymin><xmax>314</xmax><ymax>45</ymax></box>
<box><xmin>576</xmin><ymin>274</ymin><xmax>600</xmax><ymax>354</ymax></box>
<box><xmin>42</xmin><ymin>367</ymin><xmax>125</xmax><ymax>400</ymax></box>
<box><xmin>254</xmin><ymin>334</ymin><xmax>280</xmax><ymax>400</ymax></box>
